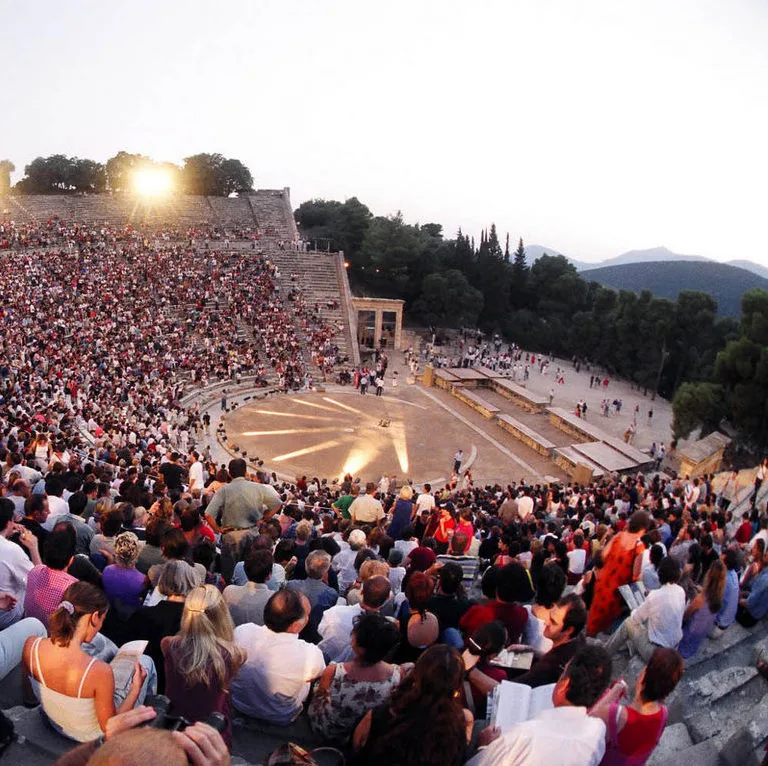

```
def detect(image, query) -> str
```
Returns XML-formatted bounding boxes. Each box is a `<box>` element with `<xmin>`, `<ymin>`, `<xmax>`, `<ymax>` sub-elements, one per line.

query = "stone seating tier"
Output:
<box><xmin>495</xmin><ymin>413</ymin><xmax>555</xmax><ymax>457</ymax></box>
<box><xmin>451</xmin><ymin>384</ymin><xmax>501</xmax><ymax>419</ymax></box>
<box><xmin>0</xmin><ymin>190</ymin><xmax>297</xmax><ymax>240</ymax></box>
<box><xmin>489</xmin><ymin>377</ymin><xmax>549</xmax><ymax>413</ymax></box>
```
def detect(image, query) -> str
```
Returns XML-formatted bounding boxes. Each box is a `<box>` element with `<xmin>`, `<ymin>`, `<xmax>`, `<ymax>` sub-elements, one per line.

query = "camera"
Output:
<box><xmin>143</xmin><ymin>694</ymin><xmax>226</xmax><ymax>735</ymax></box>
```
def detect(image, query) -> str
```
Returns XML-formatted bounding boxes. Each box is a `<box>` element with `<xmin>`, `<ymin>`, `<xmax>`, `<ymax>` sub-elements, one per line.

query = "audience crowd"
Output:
<box><xmin>1</xmin><ymin>218</ymin><xmax>767</xmax><ymax>766</ymax></box>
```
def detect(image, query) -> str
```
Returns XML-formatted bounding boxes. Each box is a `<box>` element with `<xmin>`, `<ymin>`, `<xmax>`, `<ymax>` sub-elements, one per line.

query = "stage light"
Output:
<box><xmin>132</xmin><ymin>167</ymin><xmax>173</xmax><ymax>197</ymax></box>
<box><xmin>341</xmin><ymin>445</ymin><xmax>378</xmax><ymax>479</ymax></box>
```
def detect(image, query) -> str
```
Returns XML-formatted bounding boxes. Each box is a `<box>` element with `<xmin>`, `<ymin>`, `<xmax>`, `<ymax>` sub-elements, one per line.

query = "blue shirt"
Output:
<box><xmin>747</xmin><ymin>568</ymin><xmax>768</xmax><ymax>620</ymax></box>
<box><xmin>716</xmin><ymin>569</ymin><xmax>739</xmax><ymax>628</ymax></box>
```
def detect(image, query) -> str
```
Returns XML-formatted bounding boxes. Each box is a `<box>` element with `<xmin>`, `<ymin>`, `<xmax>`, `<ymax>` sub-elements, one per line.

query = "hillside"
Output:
<box><xmin>580</xmin><ymin>246</ymin><xmax>710</xmax><ymax>271</ymax></box>
<box><xmin>525</xmin><ymin>244</ymin><xmax>591</xmax><ymax>271</ymax></box>
<box><xmin>582</xmin><ymin>260</ymin><xmax>768</xmax><ymax>317</ymax></box>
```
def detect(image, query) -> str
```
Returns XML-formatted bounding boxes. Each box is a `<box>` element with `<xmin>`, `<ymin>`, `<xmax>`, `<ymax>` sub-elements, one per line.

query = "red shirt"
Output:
<box><xmin>459</xmin><ymin>600</ymin><xmax>528</xmax><ymax>643</ymax></box>
<box><xmin>735</xmin><ymin>519</ymin><xmax>754</xmax><ymax>544</ymax></box>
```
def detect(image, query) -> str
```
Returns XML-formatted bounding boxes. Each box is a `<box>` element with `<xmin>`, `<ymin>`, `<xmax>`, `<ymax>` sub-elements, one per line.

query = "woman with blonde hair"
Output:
<box><xmin>678</xmin><ymin>559</ymin><xmax>727</xmax><ymax>659</ymax></box>
<box><xmin>161</xmin><ymin>584</ymin><xmax>246</xmax><ymax>749</ymax></box>
<box><xmin>388</xmin><ymin>485</ymin><xmax>414</xmax><ymax>541</ymax></box>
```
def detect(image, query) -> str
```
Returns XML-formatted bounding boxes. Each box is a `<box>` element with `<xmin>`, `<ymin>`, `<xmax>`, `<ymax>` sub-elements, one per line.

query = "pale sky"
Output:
<box><xmin>2</xmin><ymin>0</ymin><xmax>767</xmax><ymax>264</ymax></box>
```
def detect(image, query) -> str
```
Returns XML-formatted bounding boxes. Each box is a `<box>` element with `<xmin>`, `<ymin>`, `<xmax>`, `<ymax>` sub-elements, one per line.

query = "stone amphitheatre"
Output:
<box><xmin>1</xmin><ymin>189</ymin><xmax>767</xmax><ymax>766</ymax></box>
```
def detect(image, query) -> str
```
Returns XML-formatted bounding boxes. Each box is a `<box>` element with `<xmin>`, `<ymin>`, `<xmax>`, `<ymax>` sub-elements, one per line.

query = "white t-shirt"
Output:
<box><xmin>188</xmin><ymin>460</ymin><xmax>204</xmax><ymax>491</ymax></box>
<box><xmin>415</xmin><ymin>493</ymin><xmax>435</xmax><ymax>513</ymax></box>
<box><xmin>517</xmin><ymin>496</ymin><xmax>534</xmax><ymax>520</ymax></box>
<box><xmin>566</xmin><ymin>548</ymin><xmax>586</xmax><ymax>575</ymax></box>
<box><xmin>0</xmin><ymin>535</ymin><xmax>35</xmax><ymax>600</ymax></box>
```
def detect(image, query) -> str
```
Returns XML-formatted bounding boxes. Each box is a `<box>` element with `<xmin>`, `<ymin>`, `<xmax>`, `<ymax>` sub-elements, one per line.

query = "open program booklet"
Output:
<box><xmin>110</xmin><ymin>640</ymin><xmax>148</xmax><ymax>692</ymax></box>
<box><xmin>489</xmin><ymin>648</ymin><xmax>534</xmax><ymax>671</ymax></box>
<box><xmin>618</xmin><ymin>582</ymin><xmax>646</xmax><ymax>611</ymax></box>
<box><xmin>486</xmin><ymin>681</ymin><xmax>556</xmax><ymax>731</ymax></box>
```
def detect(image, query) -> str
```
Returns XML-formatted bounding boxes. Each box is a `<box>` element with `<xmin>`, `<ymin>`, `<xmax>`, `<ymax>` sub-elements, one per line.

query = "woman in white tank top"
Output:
<box><xmin>23</xmin><ymin>582</ymin><xmax>150</xmax><ymax>742</ymax></box>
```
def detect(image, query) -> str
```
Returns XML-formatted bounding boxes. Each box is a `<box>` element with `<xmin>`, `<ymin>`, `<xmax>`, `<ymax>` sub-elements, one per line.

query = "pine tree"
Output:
<box><xmin>504</xmin><ymin>232</ymin><xmax>510</xmax><ymax>262</ymax></box>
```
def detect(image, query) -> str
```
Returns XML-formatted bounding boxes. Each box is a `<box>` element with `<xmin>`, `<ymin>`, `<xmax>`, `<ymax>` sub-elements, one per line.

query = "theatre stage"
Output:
<box><xmin>220</xmin><ymin>387</ymin><xmax>560</xmax><ymax>486</ymax></box>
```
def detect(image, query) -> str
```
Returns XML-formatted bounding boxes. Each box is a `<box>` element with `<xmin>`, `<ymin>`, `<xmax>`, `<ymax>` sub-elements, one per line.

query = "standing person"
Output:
<box><xmin>388</xmin><ymin>485</ymin><xmax>415</xmax><ymax>541</ymax></box>
<box><xmin>754</xmin><ymin>458</ymin><xmax>767</xmax><ymax>509</ymax></box>
<box><xmin>587</xmin><ymin>512</ymin><xmax>649</xmax><ymax>637</ymax></box>
<box><xmin>590</xmin><ymin>648</ymin><xmax>683</xmax><ymax>766</ymax></box>
<box><xmin>162</xmin><ymin>585</ymin><xmax>246</xmax><ymax>749</ymax></box>
<box><xmin>188</xmin><ymin>451</ymin><xmax>204</xmax><ymax>494</ymax></box>
<box><xmin>205</xmin><ymin>458</ymin><xmax>282</xmax><ymax>581</ymax></box>
<box><xmin>453</xmin><ymin>449</ymin><xmax>464</xmax><ymax>475</ymax></box>
<box><xmin>348</xmin><ymin>482</ymin><xmax>385</xmax><ymax>527</ymax></box>
<box><xmin>375</xmin><ymin>376</ymin><xmax>384</xmax><ymax>396</ymax></box>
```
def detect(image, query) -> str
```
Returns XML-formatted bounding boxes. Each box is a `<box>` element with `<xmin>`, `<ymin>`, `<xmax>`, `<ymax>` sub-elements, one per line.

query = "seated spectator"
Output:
<box><xmin>605</xmin><ymin>558</ymin><xmax>686</xmax><ymax>661</ymax></box>
<box><xmin>89</xmin><ymin>509</ymin><xmax>123</xmax><ymax>562</ymax></box>
<box><xmin>52</xmin><ymin>522</ymin><xmax>103</xmax><ymax>588</ymax></box>
<box><xmin>515</xmin><ymin>594</ymin><xmax>588</xmax><ymax>687</ymax></box>
<box><xmin>523</xmin><ymin>562</ymin><xmax>566</xmax><ymax>656</ymax></box>
<box><xmin>23</xmin><ymin>528</ymin><xmax>78</xmax><ymax>629</ymax></box>
<box><xmin>711</xmin><ymin>547</ymin><xmax>740</xmax><ymax>636</ymax></box>
<box><xmin>387</xmin><ymin>548</ymin><xmax>407</xmax><ymax>595</ymax></box>
<box><xmin>0</xmin><ymin>593</ymin><xmax>46</xmax><ymax>699</ymax></box>
<box><xmin>309</xmin><ymin>612</ymin><xmax>402</xmax><ymax>745</ymax></box>
<box><xmin>0</xmin><ymin>499</ymin><xmax>41</xmax><ymax>618</ymax></box>
<box><xmin>678</xmin><ymin>559</ymin><xmax>726</xmax><ymax>658</ymax></box>
<box><xmin>332</xmin><ymin>528</ymin><xmax>367</xmax><ymax>595</ymax></box>
<box><xmin>462</xmin><ymin>621</ymin><xmax>508</xmax><ymax>717</ymax></box>
<box><xmin>178</xmin><ymin>507</ymin><xmax>214</xmax><ymax>549</ymax></box>
<box><xmin>352</xmin><ymin>644</ymin><xmax>473</xmax><ymax>766</ymax></box>
<box><xmin>102</xmin><ymin>532</ymin><xmax>148</xmax><ymax>620</ymax></box>
<box><xmin>395</xmin><ymin>571</ymin><xmax>440</xmax><ymax>663</ymax></box>
<box><xmin>589</xmin><ymin>647</ymin><xmax>684</xmax><ymax>766</ymax></box>
<box><xmin>192</xmin><ymin>539</ymin><xmax>225</xmax><ymax>591</ymax></box>
<box><xmin>286</xmin><ymin>550</ymin><xmax>339</xmax><ymax>640</ymax></box>
<box><xmin>22</xmin><ymin>582</ymin><xmax>155</xmax><ymax>742</ymax></box>
<box><xmin>740</xmin><ymin>538</ymin><xmax>765</xmax><ymax>593</ymax></box>
<box><xmin>460</xmin><ymin>562</ymin><xmax>532</xmax><ymax>643</ymax></box>
<box><xmin>641</xmin><ymin>544</ymin><xmax>665</xmax><ymax>592</ymax></box>
<box><xmin>54</xmin><ymin>720</ymin><xmax>230</xmax><ymax>766</ymax></box>
<box><xmin>428</xmin><ymin>562</ymin><xmax>473</xmax><ymax>647</ymax></box>
<box><xmin>125</xmin><ymin>561</ymin><xmax>198</xmax><ymax>694</ymax></box>
<box><xmin>223</xmin><ymin>549</ymin><xmax>274</xmax><ymax>626</ymax></box>
<box><xmin>436</xmin><ymin>531</ymin><xmax>479</xmax><ymax>586</ymax></box>
<box><xmin>566</xmin><ymin>532</ymin><xmax>587</xmax><ymax>585</ymax></box>
<box><xmin>20</xmin><ymin>494</ymin><xmax>50</xmax><ymax>550</ymax></box>
<box><xmin>136</xmin><ymin>518</ymin><xmax>169</xmax><ymax>575</ymax></box>
<box><xmin>394</xmin><ymin>525</ymin><xmax>419</xmax><ymax>558</ymax></box>
<box><xmin>737</xmin><ymin>546</ymin><xmax>768</xmax><ymax>627</ymax></box>
<box><xmin>319</xmin><ymin>576</ymin><xmax>391</xmax><ymax>663</ymax></box>
<box><xmin>467</xmin><ymin>645</ymin><xmax>612</xmax><ymax>766</ymax></box>
<box><xmin>346</xmin><ymin>557</ymin><xmax>388</xmax><ymax>607</ymax></box>
<box><xmin>232</xmin><ymin>534</ymin><xmax>287</xmax><ymax>590</ymax></box>
<box><xmin>57</xmin><ymin>492</ymin><xmax>94</xmax><ymax>556</ymax></box>
<box><xmin>147</xmin><ymin>528</ymin><xmax>206</xmax><ymax>593</ymax></box>
<box><xmin>231</xmin><ymin>589</ymin><xmax>325</xmax><ymax>725</ymax></box>
<box><xmin>162</xmin><ymin>585</ymin><xmax>246</xmax><ymax>749</ymax></box>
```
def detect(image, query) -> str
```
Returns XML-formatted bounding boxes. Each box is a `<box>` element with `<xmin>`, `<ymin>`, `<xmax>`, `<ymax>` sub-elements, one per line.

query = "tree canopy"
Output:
<box><xmin>8</xmin><ymin>152</ymin><xmax>253</xmax><ymax>196</ymax></box>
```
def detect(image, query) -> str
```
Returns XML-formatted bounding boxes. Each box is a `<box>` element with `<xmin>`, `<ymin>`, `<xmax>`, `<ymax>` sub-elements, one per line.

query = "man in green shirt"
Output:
<box><xmin>207</xmin><ymin>458</ymin><xmax>282</xmax><ymax>580</ymax></box>
<box><xmin>332</xmin><ymin>484</ymin><xmax>359</xmax><ymax>520</ymax></box>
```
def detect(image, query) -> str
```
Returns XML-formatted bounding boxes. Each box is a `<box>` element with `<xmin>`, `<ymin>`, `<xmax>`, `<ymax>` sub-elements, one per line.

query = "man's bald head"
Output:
<box><xmin>362</xmin><ymin>575</ymin><xmax>391</xmax><ymax>610</ymax></box>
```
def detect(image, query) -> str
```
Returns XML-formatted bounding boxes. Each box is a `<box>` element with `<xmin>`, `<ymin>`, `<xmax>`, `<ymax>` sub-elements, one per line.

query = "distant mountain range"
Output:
<box><xmin>526</xmin><ymin>245</ymin><xmax>768</xmax><ymax>316</ymax></box>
